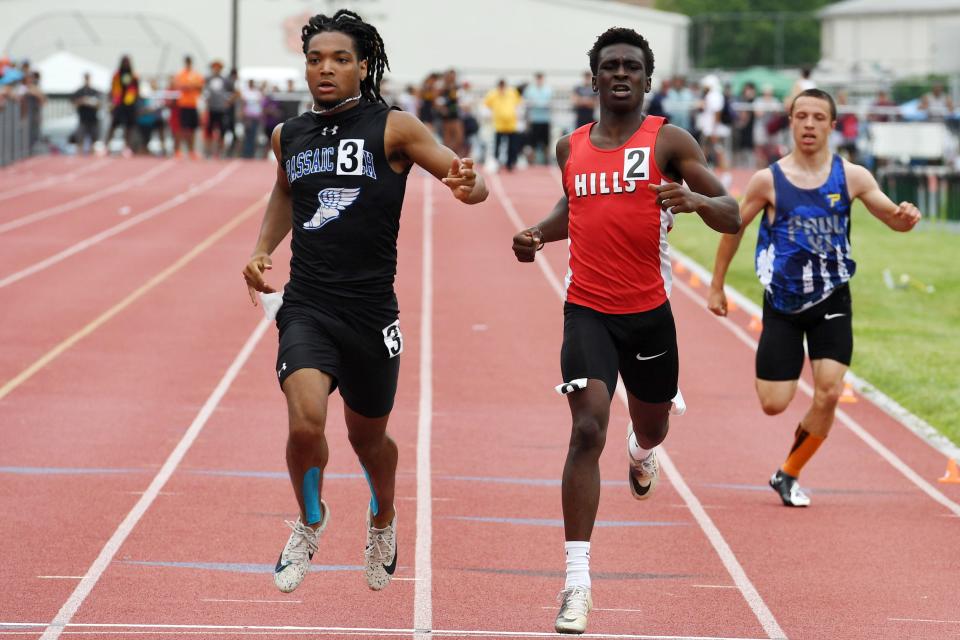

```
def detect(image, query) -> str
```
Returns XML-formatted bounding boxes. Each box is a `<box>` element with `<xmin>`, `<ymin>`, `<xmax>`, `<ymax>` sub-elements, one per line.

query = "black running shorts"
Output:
<box><xmin>560</xmin><ymin>300</ymin><xmax>679</xmax><ymax>402</ymax></box>
<box><xmin>206</xmin><ymin>110</ymin><xmax>226</xmax><ymax>136</ymax></box>
<box><xmin>275</xmin><ymin>301</ymin><xmax>402</xmax><ymax>418</ymax></box>
<box><xmin>756</xmin><ymin>284</ymin><xmax>853</xmax><ymax>381</ymax></box>
<box><xmin>178</xmin><ymin>107</ymin><xmax>200</xmax><ymax>130</ymax></box>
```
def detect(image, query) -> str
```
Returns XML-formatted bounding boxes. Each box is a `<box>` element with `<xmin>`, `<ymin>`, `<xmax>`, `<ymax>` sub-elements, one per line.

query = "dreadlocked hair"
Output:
<box><xmin>587</xmin><ymin>27</ymin><xmax>655</xmax><ymax>79</ymax></box>
<box><xmin>301</xmin><ymin>9</ymin><xmax>390</xmax><ymax>105</ymax></box>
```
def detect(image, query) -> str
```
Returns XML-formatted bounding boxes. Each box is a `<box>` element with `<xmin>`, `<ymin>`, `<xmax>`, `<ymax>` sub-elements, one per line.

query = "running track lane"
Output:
<box><xmin>0</xmin><ymin>162</ymin><xmax>427</xmax><ymax>638</ymax></box>
<box><xmin>0</xmin><ymin>168</ymin><xmax>273</xmax><ymax>629</ymax></box>
<box><xmin>492</xmin><ymin>166</ymin><xmax>960</xmax><ymax>639</ymax></box>
<box><xmin>0</xmin><ymin>160</ymin><xmax>241</xmax><ymax>283</ymax></box>
<box><xmin>0</xmin><ymin>158</ymin><xmax>176</xmax><ymax>236</ymax></box>
<box><xmin>0</xmin><ymin>161</ymin><xmax>268</xmax><ymax>384</ymax></box>
<box><xmin>427</xmin><ymin>171</ymin><xmax>773</xmax><ymax>638</ymax></box>
<box><xmin>53</xmin><ymin>169</ymin><xmax>429</xmax><ymax>633</ymax></box>
<box><xmin>0</xmin><ymin>157</ymin><xmax>112</xmax><ymax>206</ymax></box>
<box><xmin>1</xmin><ymin>160</ymin><xmax>958</xmax><ymax>639</ymax></box>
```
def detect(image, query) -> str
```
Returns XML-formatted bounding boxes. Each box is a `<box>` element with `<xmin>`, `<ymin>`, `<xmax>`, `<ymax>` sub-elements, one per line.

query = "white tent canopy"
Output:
<box><xmin>36</xmin><ymin>51</ymin><xmax>112</xmax><ymax>94</ymax></box>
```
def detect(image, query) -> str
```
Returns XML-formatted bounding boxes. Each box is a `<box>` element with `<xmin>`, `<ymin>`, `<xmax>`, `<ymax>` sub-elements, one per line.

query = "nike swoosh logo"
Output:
<box><xmin>274</xmin><ymin>550</ymin><xmax>313</xmax><ymax>574</ymax></box>
<box><xmin>630</xmin><ymin>473</ymin><xmax>651</xmax><ymax>496</ymax></box>
<box><xmin>824</xmin><ymin>313</ymin><xmax>846</xmax><ymax>320</ymax></box>
<box><xmin>383</xmin><ymin>547</ymin><xmax>397</xmax><ymax>575</ymax></box>
<box><xmin>636</xmin><ymin>350</ymin><xmax>668</xmax><ymax>361</ymax></box>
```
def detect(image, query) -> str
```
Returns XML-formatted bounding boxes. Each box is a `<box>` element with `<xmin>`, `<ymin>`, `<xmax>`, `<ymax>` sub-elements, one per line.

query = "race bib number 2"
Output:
<box><xmin>382</xmin><ymin>320</ymin><xmax>403</xmax><ymax>358</ymax></box>
<box><xmin>623</xmin><ymin>146</ymin><xmax>650</xmax><ymax>181</ymax></box>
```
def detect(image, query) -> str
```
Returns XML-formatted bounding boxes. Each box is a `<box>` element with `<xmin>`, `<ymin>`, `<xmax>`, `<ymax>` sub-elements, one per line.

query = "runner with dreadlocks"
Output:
<box><xmin>511</xmin><ymin>27</ymin><xmax>738</xmax><ymax>633</ymax></box>
<box><xmin>242</xmin><ymin>9</ymin><xmax>487</xmax><ymax>594</ymax></box>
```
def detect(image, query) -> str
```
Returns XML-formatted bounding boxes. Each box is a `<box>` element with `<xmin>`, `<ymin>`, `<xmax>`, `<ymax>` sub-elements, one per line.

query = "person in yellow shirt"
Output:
<box><xmin>173</xmin><ymin>55</ymin><xmax>205</xmax><ymax>158</ymax></box>
<box><xmin>484</xmin><ymin>79</ymin><xmax>522</xmax><ymax>171</ymax></box>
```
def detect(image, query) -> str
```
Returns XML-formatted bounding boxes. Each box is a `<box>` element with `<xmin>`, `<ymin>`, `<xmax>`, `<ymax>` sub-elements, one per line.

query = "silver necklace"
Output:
<box><xmin>311</xmin><ymin>94</ymin><xmax>361</xmax><ymax>115</ymax></box>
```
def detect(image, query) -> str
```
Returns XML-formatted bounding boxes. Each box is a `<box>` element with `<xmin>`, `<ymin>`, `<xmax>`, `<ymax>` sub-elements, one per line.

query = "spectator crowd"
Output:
<box><xmin>1</xmin><ymin>54</ymin><xmax>958</xmax><ymax>171</ymax></box>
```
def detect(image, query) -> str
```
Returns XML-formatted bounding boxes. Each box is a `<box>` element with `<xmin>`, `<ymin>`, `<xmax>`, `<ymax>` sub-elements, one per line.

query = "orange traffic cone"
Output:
<box><xmin>839</xmin><ymin>382</ymin><xmax>857</xmax><ymax>403</ymax></box>
<box><xmin>675</xmin><ymin>261</ymin><xmax>687</xmax><ymax>275</ymax></box>
<box><xmin>938</xmin><ymin>459</ymin><xmax>960</xmax><ymax>484</ymax></box>
<box><xmin>727</xmin><ymin>299</ymin><xmax>738</xmax><ymax>312</ymax></box>
<box><xmin>748</xmin><ymin>315</ymin><xmax>762</xmax><ymax>332</ymax></box>
<box><xmin>690</xmin><ymin>273</ymin><xmax>701</xmax><ymax>288</ymax></box>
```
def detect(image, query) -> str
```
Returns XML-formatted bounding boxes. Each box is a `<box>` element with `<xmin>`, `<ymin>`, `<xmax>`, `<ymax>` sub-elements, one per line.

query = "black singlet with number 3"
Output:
<box><xmin>280</xmin><ymin>100</ymin><xmax>409</xmax><ymax>312</ymax></box>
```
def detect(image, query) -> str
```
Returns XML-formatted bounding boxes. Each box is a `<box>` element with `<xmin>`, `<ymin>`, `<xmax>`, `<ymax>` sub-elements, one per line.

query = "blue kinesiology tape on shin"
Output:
<box><xmin>302</xmin><ymin>467</ymin><xmax>322</xmax><ymax>525</ymax></box>
<box><xmin>360</xmin><ymin>464</ymin><xmax>379</xmax><ymax>516</ymax></box>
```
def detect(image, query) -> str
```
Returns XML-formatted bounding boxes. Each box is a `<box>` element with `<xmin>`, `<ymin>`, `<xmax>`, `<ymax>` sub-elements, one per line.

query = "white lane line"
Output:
<box><xmin>37</xmin><ymin>317</ymin><xmax>272</xmax><ymax>640</ymax></box>
<box><xmin>0</xmin><ymin>163</ymin><xmax>239</xmax><ymax>289</ymax></box>
<box><xmin>0</xmin><ymin>158</ymin><xmax>111</xmax><ymax>203</ymax></box>
<box><xmin>489</xmin><ymin>173</ymin><xmax>786</xmax><ymax>640</ymax></box>
<box><xmin>4</xmin><ymin>622</ymin><xmax>771</xmax><ymax>639</ymax></box>
<box><xmin>0</xmin><ymin>160</ymin><xmax>175</xmax><ymax>234</ymax></box>
<box><xmin>888</xmin><ymin>617</ymin><xmax>960</xmax><ymax>624</ymax></box>
<box><xmin>670</xmin><ymin>246</ymin><xmax>960</xmax><ymax>463</ymax></box>
<box><xmin>670</xmin><ymin>276</ymin><xmax>960</xmax><ymax>519</ymax></box>
<box><xmin>692</xmin><ymin>585</ymin><xmax>739</xmax><ymax>589</ymax></box>
<box><xmin>414</xmin><ymin>173</ymin><xmax>434</xmax><ymax>638</ymax></box>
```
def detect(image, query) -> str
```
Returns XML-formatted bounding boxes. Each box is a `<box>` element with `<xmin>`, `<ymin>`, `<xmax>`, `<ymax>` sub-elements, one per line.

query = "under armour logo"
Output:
<box><xmin>278</xmin><ymin>362</ymin><xmax>287</xmax><ymax>378</ymax></box>
<box><xmin>321</xmin><ymin>126</ymin><xmax>339</xmax><ymax>136</ymax></box>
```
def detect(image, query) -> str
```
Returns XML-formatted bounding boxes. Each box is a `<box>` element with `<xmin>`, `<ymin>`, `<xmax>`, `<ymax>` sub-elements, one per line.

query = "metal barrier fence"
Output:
<box><xmin>879</xmin><ymin>167</ymin><xmax>960</xmax><ymax>222</ymax></box>
<box><xmin>0</xmin><ymin>99</ymin><xmax>31</xmax><ymax>167</ymax></box>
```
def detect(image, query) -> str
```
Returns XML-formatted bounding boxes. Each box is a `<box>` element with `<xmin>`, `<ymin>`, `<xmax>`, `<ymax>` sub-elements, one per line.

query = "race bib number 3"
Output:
<box><xmin>623</xmin><ymin>147</ymin><xmax>650</xmax><ymax>181</ymax></box>
<box><xmin>382</xmin><ymin>320</ymin><xmax>403</xmax><ymax>358</ymax></box>
<box><xmin>337</xmin><ymin>138</ymin><xmax>365</xmax><ymax>176</ymax></box>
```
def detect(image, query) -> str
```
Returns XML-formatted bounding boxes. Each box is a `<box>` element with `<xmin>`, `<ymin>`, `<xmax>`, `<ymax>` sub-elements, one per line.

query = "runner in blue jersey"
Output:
<box><xmin>707</xmin><ymin>89</ymin><xmax>920</xmax><ymax>507</ymax></box>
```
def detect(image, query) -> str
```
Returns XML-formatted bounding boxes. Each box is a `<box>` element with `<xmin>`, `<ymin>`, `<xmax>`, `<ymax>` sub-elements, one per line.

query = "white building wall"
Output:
<box><xmin>1</xmin><ymin>0</ymin><xmax>688</xmax><ymax>88</ymax></box>
<box><xmin>821</xmin><ymin>11</ymin><xmax>960</xmax><ymax>77</ymax></box>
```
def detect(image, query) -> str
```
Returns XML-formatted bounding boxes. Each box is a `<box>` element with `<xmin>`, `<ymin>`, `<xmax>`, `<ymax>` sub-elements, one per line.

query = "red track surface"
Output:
<box><xmin>1</xmin><ymin>156</ymin><xmax>958</xmax><ymax>640</ymax></box>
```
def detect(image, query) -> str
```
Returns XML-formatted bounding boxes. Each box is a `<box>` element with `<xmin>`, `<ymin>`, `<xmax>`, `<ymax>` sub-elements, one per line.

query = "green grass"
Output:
<box><xmin>671</xmin><ymin>204</ymin><xmax>960</xmax><ymax>446</ymax></box>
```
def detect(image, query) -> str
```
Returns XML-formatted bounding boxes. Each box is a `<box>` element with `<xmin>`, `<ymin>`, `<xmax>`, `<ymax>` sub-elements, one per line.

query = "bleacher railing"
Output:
<box><xmin>0</xmin><ymin>99</ymin><xmax>31</xmax><ymax>167</ymax></box>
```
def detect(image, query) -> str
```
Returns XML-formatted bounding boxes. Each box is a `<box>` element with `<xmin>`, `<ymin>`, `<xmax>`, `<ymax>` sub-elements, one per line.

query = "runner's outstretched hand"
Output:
<box><xmin>243</xmin><ymin>254</ymin><xmax>277</xmax><ymax>305</ymax></box>
<box><xmin>442</xmin><ymin>158</ymin><xmax>478</xmax><ymax>202</ymax></box>
<box><xmin>892</xmin><ymin>201</ymin><xmax>921</xmax><ymax>230</ymax></box>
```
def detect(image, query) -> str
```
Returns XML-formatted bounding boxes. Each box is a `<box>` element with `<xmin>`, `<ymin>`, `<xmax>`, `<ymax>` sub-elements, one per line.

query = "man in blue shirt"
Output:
<box><xmin>707</xmin><ymin>89</ymin><xmax>920</xmax><ymax>507</ymax></box>
<box><xmin>523</xmin><ymin>71</ymin><xmax>552</xmax><ymax>165</ymax></box>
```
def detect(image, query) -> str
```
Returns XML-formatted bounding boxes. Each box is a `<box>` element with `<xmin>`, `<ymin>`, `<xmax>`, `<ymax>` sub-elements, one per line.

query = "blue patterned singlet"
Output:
<box><xmin>755</xmin><ymin>154</ymin><xmax>856</xmax><ymax>313</ymax></box>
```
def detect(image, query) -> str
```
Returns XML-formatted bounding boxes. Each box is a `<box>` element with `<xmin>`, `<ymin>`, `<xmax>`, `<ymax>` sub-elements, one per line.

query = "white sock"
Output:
<box><xmin>628</xmin><ymin>429</ymin><xmax>654</xmax><ymax>462</ymax></box>
<box><xmin>564</xmin><ymin>541</ymin><xmax>591</xmax><ymax>589</ymax></box>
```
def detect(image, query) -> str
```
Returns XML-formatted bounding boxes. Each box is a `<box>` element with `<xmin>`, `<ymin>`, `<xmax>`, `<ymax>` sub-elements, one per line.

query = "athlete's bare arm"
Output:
<box><xmin>384</xmin><ymin>110</ymin><xmax>487</xmax><ymax>204</ymax></box>
<box><xmin>243</xmin><ymin>124</ymin><xmax>293</xmax><ymax>305</ymax></box>
<box><xmin>707</xmin><ymin>168</ymin><xmax>774</xmax><ymax>316</ymax></box>
<box><xmin>513</xmin><ymin>135</ymin><xmax>571</xmax><ymax>263</ymax></box>
<box><xmin>845</xmin><ymin>162</ymin><xmax>921</xmax><ymax>232</ymax></box>
<box><xmin>651</xmin><ymin>124</ymin><xmax>740</xmax><ymax>234</ymax></box>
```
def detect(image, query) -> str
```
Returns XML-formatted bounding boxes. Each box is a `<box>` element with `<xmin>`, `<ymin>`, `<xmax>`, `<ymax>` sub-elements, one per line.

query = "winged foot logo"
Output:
<box><xmin>303</xmin><ymin>187</ymin><xmax>361</xmax><ymax>230</ymax></box>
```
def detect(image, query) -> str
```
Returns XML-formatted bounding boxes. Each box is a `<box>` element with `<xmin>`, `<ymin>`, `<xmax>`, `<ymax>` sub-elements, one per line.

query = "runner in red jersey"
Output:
<box><xmin>512</xmin><ymin>28</ymin><xmax>739</xmax><ymax>634</ymax></box>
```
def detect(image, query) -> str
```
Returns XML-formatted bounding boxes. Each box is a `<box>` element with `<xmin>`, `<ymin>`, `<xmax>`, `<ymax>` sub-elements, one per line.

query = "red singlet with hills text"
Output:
<box><xmin>562</xmin><ymin>115</ymin><xmax>674</xmax><ymax>314</ymax></box>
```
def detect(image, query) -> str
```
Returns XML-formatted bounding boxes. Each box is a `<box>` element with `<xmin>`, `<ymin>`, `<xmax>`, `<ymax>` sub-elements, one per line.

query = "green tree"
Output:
<box><xmin>656</xmin><ymin>0</ymin><xmax>834</xmax><ymax>69</ymax></box>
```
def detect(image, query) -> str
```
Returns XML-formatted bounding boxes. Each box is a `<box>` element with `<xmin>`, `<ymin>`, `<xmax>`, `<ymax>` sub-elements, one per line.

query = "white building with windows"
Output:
<box><xmin>818</xmin><ymin>0</ymin><xmax>960</xmax><ymax>79</ymax></box>
<box><xmin>0</xmin><ymin>0</ymin><xmax>689</xmax><ymax>88</ymax></box>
